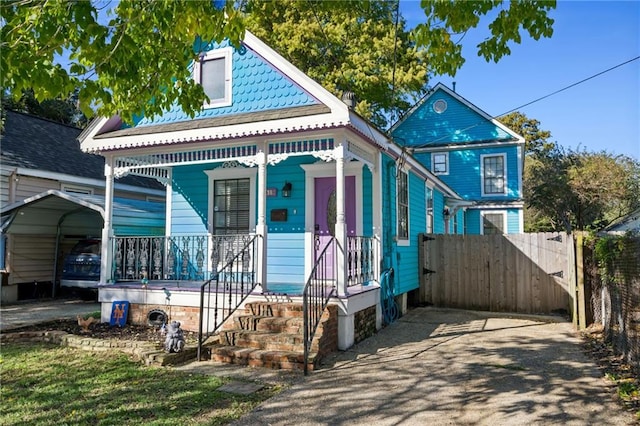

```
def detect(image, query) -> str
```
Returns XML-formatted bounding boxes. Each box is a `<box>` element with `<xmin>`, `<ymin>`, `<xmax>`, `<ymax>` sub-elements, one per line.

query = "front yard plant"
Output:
<box><xmin>1</xmin><ymin>342</ymin><xmax>280</xmax><ymax>425</ymax></box>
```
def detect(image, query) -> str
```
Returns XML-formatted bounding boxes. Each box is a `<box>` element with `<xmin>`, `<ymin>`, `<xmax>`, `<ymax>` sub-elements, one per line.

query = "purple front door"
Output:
<box><xmin>314</xmin><ymin>177</ymin><xmax>356</xmax><ymax>273</ymax></box>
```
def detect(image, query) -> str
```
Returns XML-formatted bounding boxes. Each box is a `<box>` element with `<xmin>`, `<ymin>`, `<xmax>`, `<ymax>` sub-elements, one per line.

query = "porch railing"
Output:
<box><xmin>197</xmin><ymin>234</ymin><xmax>259</xmax><ymax>361</ymax></box>
<box><xmin>346</xmin><ymin>235</ymin><xmax>377</xmax><ymax>287</ymax></box>
<box><xmin>303</xmin><ymin>236</ymin><xmax>336</xmax><ymax>376</ymax></box>
<box><xmin>111</xmin><ymin>234</ymin><xmax>251</xmax><ymax>282</ymax></box>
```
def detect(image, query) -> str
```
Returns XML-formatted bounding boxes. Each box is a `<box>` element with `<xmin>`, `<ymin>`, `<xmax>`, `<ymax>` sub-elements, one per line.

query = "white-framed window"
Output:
<box><xmin>61</xmin><ymin>185</ymin><xmax>93</xmax><ymax>195</ymax></box>
<box><xmin>481</xmin><ymin>211</ymin><xmax>506</xmax><ymax>235</ymax></box>
<box><xmin>481</xmin><ymin>153</ymin><xmax>506</xmax><ymax>195</ymax></box>
<box><xmin>432</xmin><ymin>152</ymin><xmax>449</xmax><ymax>175</ymax></box>
<box><xmin>205</xmin><ymin>167</ymin><xmax>256</xmax><ymax>235</ymax></box>
<box><xmin>193</xmin><ymin>48</ymin><xmax>232</xmax><ymax>108</ymax></box>
<box><xmin>425</xmin><ymin>185</ymin><xmax>433</xmax><ymax>234</ymax></box>
<box><xmin>397</xmin><ymin>169</ymin><xmax>409</xmax><ymax>242</ymax></box>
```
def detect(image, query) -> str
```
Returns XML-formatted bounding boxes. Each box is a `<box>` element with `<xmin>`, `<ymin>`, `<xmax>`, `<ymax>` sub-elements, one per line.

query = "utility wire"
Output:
<box><xmin>412</xmin><ymin>55</ymin><xmax>640</xmax><ymax>148</ymax></box>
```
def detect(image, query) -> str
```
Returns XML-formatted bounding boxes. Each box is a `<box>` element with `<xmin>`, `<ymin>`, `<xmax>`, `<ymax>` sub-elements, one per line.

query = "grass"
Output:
<box><xmin>1</xmin><ymin>342</ymin><xmax>282</xmax><ymax>425</ymax></box>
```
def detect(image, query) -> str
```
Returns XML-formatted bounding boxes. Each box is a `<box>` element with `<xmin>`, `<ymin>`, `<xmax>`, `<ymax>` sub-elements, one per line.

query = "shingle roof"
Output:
<box><xmin>0</xmin><ymin>111</ymin><xmax>163</xmax><ymax>190</ymax></box>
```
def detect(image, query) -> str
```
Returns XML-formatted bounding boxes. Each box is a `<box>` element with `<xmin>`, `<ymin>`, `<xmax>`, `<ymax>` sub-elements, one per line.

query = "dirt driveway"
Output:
<box><xmin>230</xmin><ymin>307</ymin><xmax>634</xmax><ymax>425</ymax></box>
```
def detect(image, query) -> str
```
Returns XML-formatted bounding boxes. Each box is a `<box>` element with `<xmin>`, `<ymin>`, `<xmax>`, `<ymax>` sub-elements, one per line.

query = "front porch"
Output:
<box><xmin>99</xmin><ymin>233</ymin><xmax>383</xmax><ymax>369</ymax></box>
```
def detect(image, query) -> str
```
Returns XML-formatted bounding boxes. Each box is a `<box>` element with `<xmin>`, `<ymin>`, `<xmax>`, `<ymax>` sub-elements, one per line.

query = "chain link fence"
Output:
<box><xmin>584</xmin><ymin>234</ymin><xmax>640</xmax><ymax>370</ymax></box>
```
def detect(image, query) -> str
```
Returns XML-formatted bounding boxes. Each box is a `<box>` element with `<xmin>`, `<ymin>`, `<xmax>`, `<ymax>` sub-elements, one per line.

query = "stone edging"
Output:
<box><xmin>0</xmin><ymin>330</ymin><xmax>199</xmax><ymax>366</ymax></box>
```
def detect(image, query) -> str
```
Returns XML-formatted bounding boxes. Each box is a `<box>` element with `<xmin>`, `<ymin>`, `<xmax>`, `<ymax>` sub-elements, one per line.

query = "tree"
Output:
<box><xmin>1</xmin><ymin>0</ymin><xmax>556</xmax><ymax>124</ymax></box>
<box><xmin>1</xmin><ymin>89</ymin><xmax>88</xmax><ymax>127</ymax></box>
<box><xmin>499</xmin><ymin>111</ymin><xmax>554</xmax><ymax>156</ymax></box>
<box><xmin>244</xmin><ymin>0</ymin><xmax>428</xmax><ymax>128</ymax></box>
<box><xmin>526</xmin><ymin>147</ymin><xmax>640</xmax><ymax>233</ymax></box>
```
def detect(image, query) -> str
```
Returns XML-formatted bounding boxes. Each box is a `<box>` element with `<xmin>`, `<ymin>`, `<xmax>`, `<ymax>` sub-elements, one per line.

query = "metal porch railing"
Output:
<box><xmin>303</xmin><ymin>236</ymin><xmax>337</xmax><ymax>375</ymax></box>
<box><xmin>111</xmin><ymin>234</ymin><xmax>251</xmax><ymax>282</ymax></box>
<box><xmin>346</xmin><ymin>235</ymin><xmax>377</xmax><ymax>287</ymax></box>
<box><xmin>197</xmin><ymin>234</ymin><xmax>259</xmax><ymax>361</ymax></box>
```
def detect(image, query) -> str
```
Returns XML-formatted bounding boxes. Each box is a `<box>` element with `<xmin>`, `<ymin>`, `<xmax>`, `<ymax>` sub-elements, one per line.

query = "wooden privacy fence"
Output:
<box><xmin>419</xmin><ymin>232</ymin><xmax>575</xmax><ymax>315</ymax></box>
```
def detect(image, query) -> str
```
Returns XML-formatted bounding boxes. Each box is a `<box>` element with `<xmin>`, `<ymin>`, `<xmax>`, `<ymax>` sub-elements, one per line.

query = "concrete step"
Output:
<box><xmin>208</xmin><ymin>344</ymin><xmax>317</xmax><ymax>371</ymax></box>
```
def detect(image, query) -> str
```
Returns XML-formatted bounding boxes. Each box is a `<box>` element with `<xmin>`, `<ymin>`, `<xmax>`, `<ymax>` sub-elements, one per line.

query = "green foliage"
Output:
<box><xmin>245</xmin><ymin>0</ymin><xmax>429</xmax><ymax>128</ymax></box>
<box><xmin>1</xmin><ymin>89</ymin><xmax>88</xmax><ymax>127</ymax></box>
<box><xmin>1</xmin><ymin>0</ymin><xmax>245</xmax><ymax>124</ymax></box>
<box><xmin>524</xmin><ymin>142</ymin><xmax>640</xmax><ymax>232</ymax></box>
<box><xmin>1</xmin><ymin>342</ymin><xmax>280</xmax><ymax>425</ymax></box>
<box><xmin>499</xmin><ymin>111</ymin><xmax>554</xmax><ymax>156</ymax></box>
<box><xmin>1</xmin><ymin>0</ymin><xmax>555</xmax><ymax>125</ymax></box>
<box><xmin>593</xmin><ymin>233</ymin><xmax>639</xmax><ymax>285</ymax></box>
<box><xmin>414</xmin><ymin>0</ymin><xmax>556</xmax><ymax>76</ymax></box>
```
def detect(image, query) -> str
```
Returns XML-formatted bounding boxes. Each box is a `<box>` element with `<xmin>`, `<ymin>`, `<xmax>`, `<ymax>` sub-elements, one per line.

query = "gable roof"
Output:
<box><xmin>80</xmin><ymin>31</ymin><xmax>388</xmax><ymax>153</ymax></box>
<box><xmin>604</xmin><ymin>207</ymin><xmax>640</xmax><ymax>233</ymax></box>
<box><xmin>1</xmin><ymin>110</ymin><xmax>163</xmax><ymax>190</ymax></box>
<box><xmin>390</xmin><ymin>83</ymin><xmax>525</xmax><ymax>148</ymax></box>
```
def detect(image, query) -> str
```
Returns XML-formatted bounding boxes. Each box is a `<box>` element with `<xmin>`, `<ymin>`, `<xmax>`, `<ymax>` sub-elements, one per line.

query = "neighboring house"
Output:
<box><xmin>0</xmin><ymin>110</ymin><xmax>166</xmax><ymax>302</ymax></box>
<box><xmin>391</xmin><ymin>83</ymin><xmax>525</xmax><ymax>234</ymax></box>
<box><xmin>603</xmin><ymin>207</ymin><xmax>640</xmax><ymax>234</ymax></box>
<box><xmin>79</xmin><ymin>31</ymin><xmax>463</xmax><ymax>350</ymax></box>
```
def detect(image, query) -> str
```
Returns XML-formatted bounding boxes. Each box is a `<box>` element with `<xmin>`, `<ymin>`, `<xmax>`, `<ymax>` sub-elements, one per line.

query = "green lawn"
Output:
<box><xmin>1</xmin><ymin>342</ymin><xmax>281</xmax><ymax>425</ymax></box>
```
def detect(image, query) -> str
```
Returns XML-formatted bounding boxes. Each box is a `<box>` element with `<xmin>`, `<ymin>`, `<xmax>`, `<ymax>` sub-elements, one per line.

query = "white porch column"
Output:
<box><xmin>255</xmin><ymin>151</ymin><xmax>268</xmax><ymax>292</ymax></box>
<box><xmin>100</xmin><ymin>156</ymin><xmax>115</xmax><ymax>284</ymax></box>
<box><xmin>335</xmin><ymin>144</ymin><xmax>348</xmax><ymax>297</ymax></box>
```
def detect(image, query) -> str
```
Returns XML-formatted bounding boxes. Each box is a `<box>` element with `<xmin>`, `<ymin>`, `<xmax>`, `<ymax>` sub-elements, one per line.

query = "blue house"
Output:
<box><xmin>391</xmin><ymin>83</ymin><xmax>525</xmax><ymax>235</ymax></box>
<box><xmin>79</xmin><ymin>32</ymin><xmax>466</xmax><ymax>367</ymax></box>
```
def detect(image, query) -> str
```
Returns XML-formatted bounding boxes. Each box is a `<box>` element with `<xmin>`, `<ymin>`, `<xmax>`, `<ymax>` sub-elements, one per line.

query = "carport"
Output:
<box><xmin>0</xmin><ymin>189</ymin><xmax>165</xmax><ymax>300</ymax></box>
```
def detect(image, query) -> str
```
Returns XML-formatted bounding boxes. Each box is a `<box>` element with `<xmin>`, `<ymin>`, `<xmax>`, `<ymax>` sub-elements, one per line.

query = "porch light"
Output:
<box><xmin>282</xmin><ymin>182</ymin><xmax>292</xmax><ymax>197</ymax></box>
<box><xmin>443</xmin><ymin>208</ymin><xmax>450</xmax><ymax>218</ymax></box>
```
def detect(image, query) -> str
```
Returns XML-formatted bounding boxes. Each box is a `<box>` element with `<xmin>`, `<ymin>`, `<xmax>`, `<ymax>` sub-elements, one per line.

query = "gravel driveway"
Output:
<box><xmin>230</xmin><ymin>307</ymin><xmax>634</xmax><ymax>425</ymax></box>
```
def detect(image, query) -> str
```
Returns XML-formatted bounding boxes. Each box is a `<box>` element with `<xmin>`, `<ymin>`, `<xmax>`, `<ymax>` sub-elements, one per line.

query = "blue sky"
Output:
<box><xmin>400</xmin><ymin>0</ymin><xmax>640</xmax><ymax>160</ymax></box>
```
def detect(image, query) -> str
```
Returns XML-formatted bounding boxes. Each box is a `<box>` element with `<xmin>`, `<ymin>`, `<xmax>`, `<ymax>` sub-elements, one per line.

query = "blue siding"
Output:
<box><xmin>392</xmin><ymin>88</ymin><xmax>512</xmax><ymax>146</ymax></box>
<box><xmin>266</xmin><ymin>156</ymin><xmax>308</xmax><ymax>233</ymax></box>
<box><xmin>466</xmin><ymin>209</ymin><xmax>481</xmax><ymax>234</ymax></box>
<box><xmin>415</xmin><ymin>146</ymin><xmax>520</xmax><ymax>200</ymax></box>
<box><xmin>171</xmin><ymin>164</ymin><xmax>210</xmax><ymax>235</ymax></box>
<box><xmin>507</xmin><ymin>209</ymin><xmax>521</xmax><ymax>233</ymax></box>
<box><xmin>266</xmin><ymin>233</ymin><xmax>305</xmax><ymax>284</ymax></box>
<box><xmin>432</xmin><ymin>191</ymin><xmax>446</xmax><ymax>234</ymax></box>
<box><xmin>135</xmin><ymin>40</ymin><xmax>319</xmax><ymax>127</ymax></box>
<box><xmin>362</xmin><ymin>167</ymin><xmax>373</xmax><ymax>235</ymax></box>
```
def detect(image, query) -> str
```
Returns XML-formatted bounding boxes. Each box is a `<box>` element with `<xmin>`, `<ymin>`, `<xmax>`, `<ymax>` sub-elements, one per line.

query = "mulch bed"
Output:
<box><xmin>6</xmin><ymin>318</ymin><xmax>199</xmax><ymax>345</ymax></box>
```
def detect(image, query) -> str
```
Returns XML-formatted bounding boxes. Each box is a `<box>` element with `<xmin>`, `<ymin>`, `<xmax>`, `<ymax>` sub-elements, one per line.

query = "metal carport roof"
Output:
<box><xmin>1</xmin><ymin>189</ymin><xmax>165</xmax><ymax>236</ymax></box>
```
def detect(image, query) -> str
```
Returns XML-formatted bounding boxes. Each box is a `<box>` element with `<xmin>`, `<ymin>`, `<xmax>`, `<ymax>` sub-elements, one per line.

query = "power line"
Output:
<box><xmin>414</xmin><ymin>55</ymin><xmax>640</xmax><ymax>147</ymax></box>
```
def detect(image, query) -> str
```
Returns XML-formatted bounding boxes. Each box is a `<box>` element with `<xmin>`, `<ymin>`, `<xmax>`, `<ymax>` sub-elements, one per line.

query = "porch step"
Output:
<box><xmin>209</xmin><ymin>345</ymin><xmax>316</xmax><ymax>371</ymax></box>
<box><xmin>206</xmin><ymin>301</ymin><xmax>338</xmax><ymax>372</ymax></box>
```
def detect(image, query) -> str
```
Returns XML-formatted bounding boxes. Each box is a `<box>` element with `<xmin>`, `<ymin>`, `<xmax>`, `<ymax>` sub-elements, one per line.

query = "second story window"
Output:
<box><xmin>482</xmin><ymin>154</ymin><xmax>506</xmax><ymax>195</ymax></box>
<box><xmin>194</xmin><ymin>48</ymin><xmax>232</xmax><ymax>108</ymax></box>
<box><xmin>432</xmin><ymin>152</ymin><xmax>448</xmax><ymax>175</ymax></box>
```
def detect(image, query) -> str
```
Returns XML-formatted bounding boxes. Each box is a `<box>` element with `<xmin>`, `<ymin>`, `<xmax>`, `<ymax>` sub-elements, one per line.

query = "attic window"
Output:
<box><xmin>194</xmin><ymin>48</ymin><xmax>232</xmax><ymax>108</ymax></box>
<box><xmin>433</xmin><ymin>99</ymin><xmax>447</xmax><ymax>114</ymax></box>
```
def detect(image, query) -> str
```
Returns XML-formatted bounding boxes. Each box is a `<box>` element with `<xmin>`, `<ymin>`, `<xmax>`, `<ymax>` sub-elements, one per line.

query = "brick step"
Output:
<box><xmin>235</xmin><ymin>315</ymin><xmax>304</xmax><ymax>333</ymax></box>
<box><xmin>207</xmin><ymin>344</ymin><xmax>317</xmax><ymax>371</ymax></box>
<box><xmin>220</xmin><ymin>329</ymin><xmax>308</xmax><ymax>352</ymax></box>
<box><xmin>244</xmin><ymin>302</ymin><xmax>304</xmax><ymax>318</ymax></box>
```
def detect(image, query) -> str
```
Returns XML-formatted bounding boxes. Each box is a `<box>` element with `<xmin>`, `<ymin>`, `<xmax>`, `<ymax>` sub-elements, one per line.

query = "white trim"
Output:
<box><xmin>412</xmin><ymin>139</ymin><xmax>522</xmax><ymax>153</ymax></box>
<box><xmin>480</xmin><ymin>210</ymin><xmax>507</xmax><ymax>235</ymax></box>
<box><xmin>193</xmin><ymin>48</ymin><xmax>233</xmax><ymax>108</ymax></box>
<box><xmin>425</xmin><ymin>183</ymin><xmax>434</xmax><ymax>234</ymax></box>
<box><xmin>480</xmin><ymin>153</ymin><xmax>507</xmax><ymax>197</ymax></box>
<box><xmin>165</xmin><ymin>169</ymin><xmax>173</xmax><ymax>237</ymax></box>
<box><xmin>396</xmin><ymin>167</ymin><xmax>410</xmax><ymax>246</ymax></box>
<box><xmin>466</xmin><ymin>202</ymin><xmax>524</xmax><ymax>209</ymax></box>
<box><xmin>204</xmin><ymin>166</ymin><xmax>258</xmax><ymax>234</ymax></box>
<box><xmin>518</xmin><ymin>209</ymin><xmax>524</xmax><ymax>233</ymax></box>
<box><xmin>431</xmin><ymin>152</ymin><xmax>449</xmax><ymax>175</ymax></box>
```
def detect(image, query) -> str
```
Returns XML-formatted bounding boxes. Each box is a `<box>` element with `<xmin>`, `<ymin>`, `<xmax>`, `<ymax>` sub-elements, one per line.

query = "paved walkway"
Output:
<box><xmin>179</xmin><ymin>307</ymin><xmax>634</xmax><ymax>425</ymax></box>
<box><xmin>0</xmin><ymin>299</ymin><xmax>101</xmax><ymax>331</ymax></box>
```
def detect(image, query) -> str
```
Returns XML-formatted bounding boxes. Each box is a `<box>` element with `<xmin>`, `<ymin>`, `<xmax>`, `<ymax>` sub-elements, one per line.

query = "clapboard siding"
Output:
<box><xmin>266</xmin><ymin>157</ymin><xmax>307</xmax><ymax>232</ymax></box>
<box><xmin>266</xmin><ymin>233</ymin><xmax>305</xmax><ymax>283</ymax></box>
